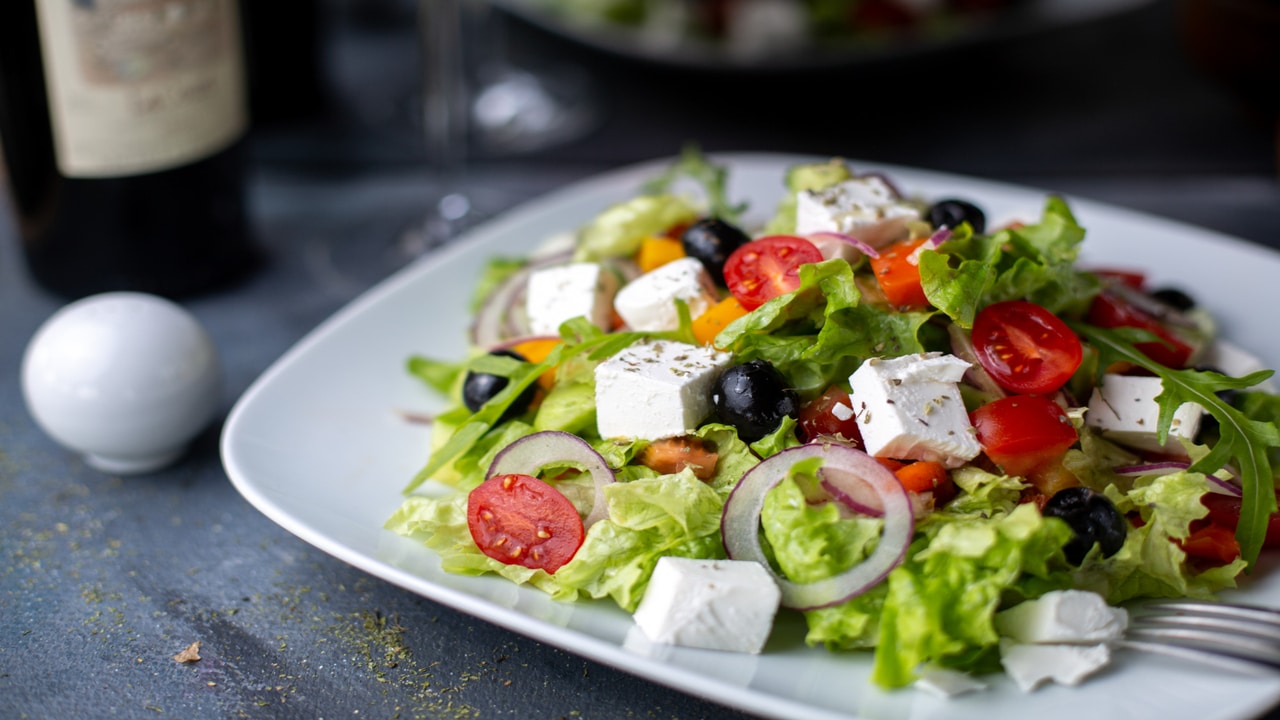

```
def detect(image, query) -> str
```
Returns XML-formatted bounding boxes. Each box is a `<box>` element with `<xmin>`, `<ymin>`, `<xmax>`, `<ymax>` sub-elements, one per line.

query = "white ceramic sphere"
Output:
<box><xmin>21</xmin><ymin>292</ymin><xmax>222</xmax><ymax>474</ymax></box>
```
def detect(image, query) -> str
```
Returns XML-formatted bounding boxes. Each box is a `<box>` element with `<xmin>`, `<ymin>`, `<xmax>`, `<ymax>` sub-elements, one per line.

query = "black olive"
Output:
<box><xmin>1042</xmin><ymin>487</ymin><xmax>1127</xmax><ymax>565</ymax></box>
<box><xmin>712</xmin><ymin>360</ymin><xmax>799</xmax><ymax>442</ymax></box>
<box><xmin>681</xmin><ymin>218</ymin><xmax>750</xmax><ymax>286</ymax></box>
<box><xmin>1150</xmin><ymin>286</ymin><xmax>1196</xmax><ymax>312</ymax></box>
<box><xmin>462</xmin><ymin>349</ymin><xmax>537</xmax><ymax>422</ymax></box>
<box><xmin>925</xmin><ymin>199</ymin><xmax>986</xmax><ymax>235</ymax></box>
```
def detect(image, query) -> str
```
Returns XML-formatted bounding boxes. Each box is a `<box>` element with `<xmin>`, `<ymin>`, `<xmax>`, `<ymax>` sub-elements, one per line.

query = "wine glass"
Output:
<box><xmin>401</xmin><ymin>0</ymin><xmax>596</xmax><ymax>256</ymax></box>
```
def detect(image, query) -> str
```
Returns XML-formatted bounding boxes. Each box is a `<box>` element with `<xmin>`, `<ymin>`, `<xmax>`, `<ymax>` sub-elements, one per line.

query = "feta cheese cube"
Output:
<box><xmin>1085</xmin><ymin>374</ymin><xmax>1205</xmax><ymax>454</ymax></box>
<box><xmin>614</xmin><ymin>257</ymin><xmax>718</xmax><ymax>332</ymax></box>
<box><xmin>632</xmin><ymin>556</ymin><xmax>781</xmax><ymax>654</ymax></box>
<box><xmin>995</xmin><ymin>590</ymin><xmax>1128</xmax><ymax>645</ymax></box>
<box><xmin>525</xmin><ymin>262</ymin><xmax>618</xmax><ymax>336</ymax></box>
<box><xmin>595</xmin><ymin>340</ymin><xmax>732</xmax><ymax>440</ymax></box>
<box><xmin>848</xmin><ymin>353</ymin><xmax>982</xmax><ymax>467</ymax></box>
<box><xmin>999</xmin><ymin>639</ymin><xmax>1112</xmax><ymax>692</ymax></box>
<box><xmin>794</xmin><ymin>176</ymin><xmax>920</xmax><ymax>248</ymax></box>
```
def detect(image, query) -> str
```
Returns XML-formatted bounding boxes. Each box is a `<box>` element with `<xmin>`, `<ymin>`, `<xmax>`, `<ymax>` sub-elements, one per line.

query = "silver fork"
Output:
<box><xmin>1119</xmin><ymin>600</ymin><xmax>1280</xmax><ymax>674</ymax></box>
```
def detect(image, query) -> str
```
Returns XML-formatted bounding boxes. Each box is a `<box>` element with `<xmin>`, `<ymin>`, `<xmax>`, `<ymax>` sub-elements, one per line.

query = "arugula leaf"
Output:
<box><xmin>641</xmin><ymin>144</ymin><xmax>748</xmax><ymax>224</ymax></box>
<box><xmin>1071</xmin><ymin>323</ymin><xmax>1280</xmax><ymax>567</ymax></box>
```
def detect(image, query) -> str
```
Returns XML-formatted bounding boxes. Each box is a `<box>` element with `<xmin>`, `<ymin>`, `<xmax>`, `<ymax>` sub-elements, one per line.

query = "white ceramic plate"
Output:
<box><xmin>491</xmin><ymin>0</ymin><xmax>1153</xmax><ymax>71</ymax></box>
<box><xmin>222</xmin><ymin>154</ymin><xmax>1280</xmax><ymax>720</ymax></box>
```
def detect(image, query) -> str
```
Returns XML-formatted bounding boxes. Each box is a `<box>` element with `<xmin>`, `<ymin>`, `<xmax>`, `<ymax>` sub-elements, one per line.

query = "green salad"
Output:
<box><xmin>386</xmin><ymin>149</ymin><xmax>1280</xmax><ymax>689</ymax></box>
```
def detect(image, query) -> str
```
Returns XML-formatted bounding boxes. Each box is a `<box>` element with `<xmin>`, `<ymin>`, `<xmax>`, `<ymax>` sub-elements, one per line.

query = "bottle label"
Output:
<box><xmin>34</xmin><ymin>0</ymin><xmax>248</xmax><ymax>178</ymax></box>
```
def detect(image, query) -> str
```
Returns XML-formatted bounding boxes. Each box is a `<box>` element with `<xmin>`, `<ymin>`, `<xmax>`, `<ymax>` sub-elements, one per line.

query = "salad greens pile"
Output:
<box><xmin>386</xmin><ymin>150</ymin><xmax>1280</xmax><ymax>688</ymax></box>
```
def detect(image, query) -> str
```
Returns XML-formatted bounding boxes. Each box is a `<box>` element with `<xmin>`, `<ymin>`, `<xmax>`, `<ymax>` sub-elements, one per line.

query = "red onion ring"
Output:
<box><xmin>469</xmin><ymin>250</ymin><xmax>572</xmax><ymax>348</ymax></box>
<box><xmin>487</xmin><ymin>430</ymin><xmax>616</xmax><ymax>528</ymax></box>
<box><xmin>721</xmin><ymin>444</ymin><xmax>914</xmax><ymax>610</ymax></box>
<box><xmin>808</xmin><ymin>231</ymin><xmax>881</xmax><ymax>258</ymax></box>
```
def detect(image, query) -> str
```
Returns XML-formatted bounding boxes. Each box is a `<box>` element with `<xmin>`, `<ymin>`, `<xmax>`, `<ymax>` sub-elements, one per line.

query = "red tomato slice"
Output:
<box><xmin>970</xmin><ymin>395</ymin><xmax>1078</xmax><ymax>477</ymax></box>
<box><xmin>1178</xmin><ymin>523</ymin><xmax>1242</xmax><ymax>565</ymax></box>
<box><xmin>466</xmin><ymin>473</ymin><xmax>585</xmax><ymax>573</ymax></box>
<box><xmin>1201</xmin><ymin>492</ymin><xmax>1280</xmax><ymax>548</ymax></box>
<box><xmin>1086</xmin><ymin>290</ymin><xmax>1194</xmax><ymax>368</ymax></box>
<box><xmin>723</xmin><ymin>235</ymin><xmax>822</xmax><ymax>310</ymax></box>
<box><xmin>972</xmin><ymin>300</ymin><xmax>1083</xmax><ymax>395</ymax></box>
<box><xmin>869</xmin><ymin>238</ymin><xmax>930</xmax><ymax>309</ymax></box>
<box><xmin>797</xmin><ymin>386</ymin><xmax>864</xmax><ymax>445</ymax></box>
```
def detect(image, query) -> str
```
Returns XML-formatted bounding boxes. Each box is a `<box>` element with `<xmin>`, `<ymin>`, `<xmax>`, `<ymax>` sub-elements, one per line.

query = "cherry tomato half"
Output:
<box><xmin>972</xmin><ymin>300</ymin><xmax>1083</xmax><ymax>395</ymax></box>
<box><xmin>970</xmin><ymin>395</ymin><xmax>1078</xmax><ymax>477</ymax></box>
<box><xmin>466</xmin><ymin>473</ymin><xmax>585</xmax><ymax>574</ymax></box>
<box><xmin>1086</xmin><ymin>290</ymin><xmax>1194</xmax><ymax>368</ymax></box>
<box><xmin>796</xmin><ymin>386</ymin><xmax>864</xmax><ymax>445</ymax></box>
<box><xmin>723</xmin><ymin>235</ymin><xmax>822</xmax><ymax>310</ymax></box>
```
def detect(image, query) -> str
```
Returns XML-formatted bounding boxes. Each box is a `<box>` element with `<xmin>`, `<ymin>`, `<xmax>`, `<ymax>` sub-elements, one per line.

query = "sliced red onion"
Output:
<box><xmin>1114</xmin><ymin>461</ymin><xmax>1191</xmax><ymax>477</ymax></box>
<box><xmin>469</xmin><ymin>250</ymin><xmax>572</xmax><ymax>348</ymax></box>
<box><xmin>1207</xmin><ymin>474</ymin><xmax>1244</xmax><ymax>497</ymax></box>
<box><xmin>821</xmin><ymin>466</ymin><xmax>933</xmax><ymax>519</ymax></box>
<box><xmin>927</xmin><ymin>227</ymin><xmax>953</xmax><ymax>248</ymax></box>
<box><xmin>487</xmin><ymin>430</ymin><xmax>615</xmax><ymax>528</ymax></box>
<box><xmin>809</xmin><ymin>231</ymin><xmax>880</xmax><ymax>258</ymax></box>
<box><xmin>1113</xmin><ymin>461</ymin><xmax>1243</xmax><ymax>496</ymax></box>
<box><xmin>947</xmin><ymin>324</ymin><xmax>1008</xmax><ymax>400</ymax></box>
<box><xmin>721</xmin><ymin>444</ymin><xmax>914</xmax><ymax>610</ymax></box>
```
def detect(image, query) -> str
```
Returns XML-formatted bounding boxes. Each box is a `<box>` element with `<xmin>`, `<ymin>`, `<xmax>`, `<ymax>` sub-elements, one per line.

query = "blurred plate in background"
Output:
<box><xmin>491</xmin><ymin>0</ymin><xmax>1155</xmax><ymax>70</ymax></box>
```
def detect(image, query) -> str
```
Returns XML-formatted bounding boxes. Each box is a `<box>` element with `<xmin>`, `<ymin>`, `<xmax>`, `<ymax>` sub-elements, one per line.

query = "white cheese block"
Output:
<box><xmin>794</xmin><ymin>176</ymin><xmax>920</xmax><ymax>248</ymax></box>
<box><xmin>632</xmin><ymin>556</ymin><xmax>781</xmax><ymax>654</ymax></box>
<box><xmin>848</xmin><ymin>353</ymin><xmax>982</xmax><ymax>467</ymax></box>
<box><xmin>995</xmin><ymin>590</ymin><xmax>1128</xmax><ymax>644</ymax></box>
<box><xmin>614</xmin><ymin>257</ymin><xmax>718</xmax><ymax>332</ymax></box>
<box><xmin>999</xmin><ymin>639</ymin><xmax>1112</xmax><ymax>692</ymax></box>
<box><xmin>525</xmin><ymin>262</ymin><xmax>618</xmax><ymax>336</ymax></box>
<box><xmin>1084</xmin><ymin>374</ymin><xmax>1204</xmax><ymax>454</ymax></box>
<box><xmin>594</xmin><ymin>339</ymin><xmax>732</xmax><ymax>440</ymax></box>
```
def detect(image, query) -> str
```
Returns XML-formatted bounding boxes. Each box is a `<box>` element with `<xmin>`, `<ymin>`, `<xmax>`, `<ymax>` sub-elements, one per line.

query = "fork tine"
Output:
<box><xmin>1118</xmin><ymin>639</ymin><xmax>1280</xmax><ymax>676</ymax></box>
<box><xmin>1124</xmin><ymin>626</ymin><xmax>1280</xmax><ymax>669</ymax></box>
<box><xmin>1118</xmin><ymin>600</ymin><xmax>1280</xmax><ymax>674</ymax></box>
<box><xmin>1130</xmin><ymin>612</ymin><xmax>1280</xmax><ymax>643</ymax></box>
<box><xmin>1135</xmin><ymin>600</ymin><xmax>1280</xmax><ymax>629</ymax></box>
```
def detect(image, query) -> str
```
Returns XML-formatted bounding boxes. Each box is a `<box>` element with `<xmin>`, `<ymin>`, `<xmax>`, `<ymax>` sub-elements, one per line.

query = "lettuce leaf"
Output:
<box><xmin>715</xmin><ymin>259</ymin><xmax>938</xmax><ymax>397</ymax></box>
<box><xmin>574</xmin><ymin>194</ymin><xmax>699</xmax><ymax>262</ymax></box>
<box><xmin>870</xmin><ymin>504</ymin><xmax>1075</xmax><ymax>687</ymax></box>
<box><xmin>919</xmin><ymin>197</ymin><xmax>1100</xmax><ymax>329</ymax></box>
<box><xmin>1072</xmin><ymin>471</ymin><xmax>1248</xmax><ymax>601</ymax></box>
<box><xmin>550</xmin><ymin>469</ymin><xmax>727</xmax><ymax>611</ymax></box>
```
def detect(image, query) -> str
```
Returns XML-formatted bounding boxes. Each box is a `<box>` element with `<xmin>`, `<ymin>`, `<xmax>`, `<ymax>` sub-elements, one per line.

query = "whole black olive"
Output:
<box><xmin>681</xmin><ymin>218</ymin><xmax>751</xmax><ymax>286</ymax></box>
<box><xmin>712</xmin><ymin>360</ymin><xmax>799</xmax><ymax>442</ymax></box>
<box><xmin>1042</xmin><ymin>486</ymin><xmax>1127</xmax><ymax>565</ymax></box>
<box><xmin>925</xmin><ymin>199</ymin><xmax>986</xmax><ymax>235</ymax></box>
<box><xmin>462</xmin><ymin>349</ymin><xmax>537</xmax><ymax>422</ymax></box>
<box><xmin>1150</xmin><ymin>286</ymin><xmax>1196</xmax><ymax>312</ymax></box>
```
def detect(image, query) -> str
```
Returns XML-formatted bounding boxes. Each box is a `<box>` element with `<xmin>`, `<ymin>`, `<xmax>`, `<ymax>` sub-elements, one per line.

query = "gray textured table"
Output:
<box><xmin>4</xmin><ymin>1</ymin><xmax>1280</xmax><ymax>718</ymax></box>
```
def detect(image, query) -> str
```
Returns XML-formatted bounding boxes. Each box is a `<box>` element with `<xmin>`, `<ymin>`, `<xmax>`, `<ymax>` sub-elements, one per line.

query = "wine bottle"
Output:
<box><xmin>0</xmin><ymin>0</ymin><xmax>260</xmax><ymax>300</ymax></box>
